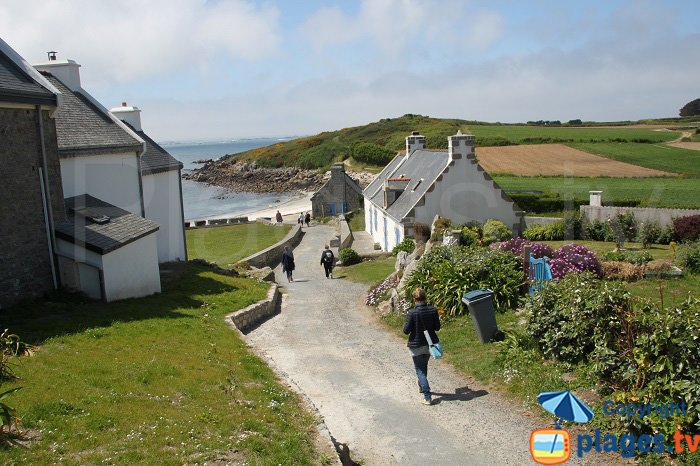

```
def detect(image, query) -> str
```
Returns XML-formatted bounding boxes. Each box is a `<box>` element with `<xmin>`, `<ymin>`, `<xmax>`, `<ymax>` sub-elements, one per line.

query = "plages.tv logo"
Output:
<box><xmin>530</xmin><ymin>390</ymin><xmax>594</xmax><ymax>465</ymax></box>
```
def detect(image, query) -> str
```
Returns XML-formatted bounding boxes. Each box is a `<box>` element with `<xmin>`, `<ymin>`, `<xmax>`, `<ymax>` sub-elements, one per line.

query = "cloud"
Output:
<box><xmin>0</xmin><ymin>0</ymin><xmax>280</xmax><ymax>85</ymax></box>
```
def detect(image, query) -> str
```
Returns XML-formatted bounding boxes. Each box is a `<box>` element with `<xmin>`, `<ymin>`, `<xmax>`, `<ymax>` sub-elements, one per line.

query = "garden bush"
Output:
<box><xmin>583</xmin><ymin>219</ymin><xmax>611</xmax><ymax>241</ymax></box>
<box><xmin>602</xmin><ymin>249</ymin><xmax>653</xmax><ymax>265</ymax></box>
<box><xmin>430</xmin><ymin>217</ymin><xmax>452</xmax><ymax>242</ymax></box>
<box><xmin>460</xmin><ymin>227</ymin><xmax>480</xmax><ymax>246</ymax></box>
<box><xmin>403</xmin><ymin>245</ymin><xmax>522</xmax><ymax>315</ymax></box>
<box><xmin>673</xmin><ymin>214</ymin><xmax>700</xmax><ymax>242</ymax></box>
<box><xmin>495</xmin><ymin>237</ymin><xmax>554</xmax><ymax>259</ymax></box>
<box><xmin>351</xmin><ymin>142</ymin><xmax>395</xmax><ymax>165</ymax></box>
<box><xmin>549</xmin><ymin>244</ymin><xmax>602</xmax><ymax>279</ymax></box>
<box><xmin>563</xmin><ymin>211</ymin><xmax>584</xmax><ymax>240</ymax></box>
<box><xmin>413</xmin><ymin>222</ymin><xmax>430</xmax><ymax>241</ymax></box>
<box><xmin>523</xmin><ymin>222</ymin><xmax>565</xmax><ymax>241</ymax></box>
<box><xmin>676</xmin><ymin>240</ymin><xmax>700</xmax><ymax>273</ymax></box>
<box><xmin>525</xmin><ymin>273</ymin><xmax>630</xmax><ymax>363</ymax></box>
<box><xmin>392</xmin><ymin>238</ymin><xmax>415</xmax><ymax>256</ymax></box>
<box><xmin>656</xmin><ymin>224</ymin><xmax>675</xmax><ymax>245</ymax></box>
<box><xmin>482</xmin><ymin>219</ymin><xmax>512</xmax><ymax>245</ymax></box>
<box><xmin>608</xmin><ymin>211</ymin><xmax>637</xmax><ymax>247</ymax></box>
<box><xmin>637</xmin><ymin>221</ymin><xmax>662</xmax><ymax>248</ymax></box>
<box><xmin>338</xmin><ymin>248</ymin><xmax>361</xmax><ymax>266</ymax></box>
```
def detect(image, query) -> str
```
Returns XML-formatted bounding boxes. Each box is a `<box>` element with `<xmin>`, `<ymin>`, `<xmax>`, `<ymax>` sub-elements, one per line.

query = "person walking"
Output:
<box><xmin>298</xmin><ymin>212</ymin><xmax>304</xmax><ymax>228</ymax></box>
<box><xmin>320</xmin><ymin>245</ymin><xmax>335</xmax><ymax>279</ymax></box>
<box><xmin>403</xmin><ymin>287</ymin><xmax>440</xmax><ymax>405</ymax></box>
<box><xmin>304</xmin><ymin>211</ymin><xmax>311</xmax><ymax>228</ymax></box>
<box><xmin>281</xmin><ymin>246</ymin><xmax>295</xmax><ymax>282</ymax></box>
<box><xmin>275</xmin><ymin>210</ymin><xmax>283</xmax><ymax>224</ymax></box>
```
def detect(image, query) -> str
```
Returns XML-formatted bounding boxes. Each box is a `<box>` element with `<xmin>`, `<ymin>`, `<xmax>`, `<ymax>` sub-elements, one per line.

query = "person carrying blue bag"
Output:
<box><xmin>403</xmin><ymin>287</ymin><xmax>442</xmax><ymax>405</ymax></box>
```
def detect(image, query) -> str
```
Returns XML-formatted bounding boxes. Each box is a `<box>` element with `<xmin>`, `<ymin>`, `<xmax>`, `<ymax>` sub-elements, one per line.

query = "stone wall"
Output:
<box><xmin>524</xmin><ymin>216</ymin><xmax>563</xmax><ymax>227</ymax></box>
<box><xmin>339</xmin><ymin>217</ymin><xmax>353</xmax><ymax>249</ymax></box>
<box><xmin>239</xmin><ymin>224</ymin><xmax>304</xmax><ymax>268</ymax></box>
<box><xmin>227</xmin><ymin>284</ymin><xmax>280</xmax><ymax>333</ymax></box>
<box><xmin>580</xmin><ymin>206</ymin><xmax>700</xmax><ymax>228</ymax></box>
<box><xmin>0</xmin><ymin>108</ymin><xmax>65</xmax><ymax>308</ymax></box>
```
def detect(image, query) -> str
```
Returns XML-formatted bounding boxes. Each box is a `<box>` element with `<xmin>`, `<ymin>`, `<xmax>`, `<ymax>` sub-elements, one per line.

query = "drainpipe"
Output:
<box><xmin>36</xmin><ymin>105</ymin><xmax>59</xmax><ymax>288</ymax></box>
<box><xmin>136</xmin><ymin>146</ymin><xmax>146</xmax><ymax>217</ymax></box>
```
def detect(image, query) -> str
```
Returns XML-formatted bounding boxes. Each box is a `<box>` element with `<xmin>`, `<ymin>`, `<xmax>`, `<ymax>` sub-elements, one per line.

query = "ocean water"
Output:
<box><xmin>159</xmin><ymin>138</ymin><xmax>295</xmax><ymax>221</ymax></box>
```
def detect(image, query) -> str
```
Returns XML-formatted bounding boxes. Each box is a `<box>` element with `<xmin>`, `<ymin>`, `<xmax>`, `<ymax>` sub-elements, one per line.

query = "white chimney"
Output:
<box><xmin>405</xmin><ymin>131</ymin><xmax>426</xmax><ymax>155</ymax></box>
<box><xmin>589</xmin><ymin>191</ymin><xmax>603</xmax><ymax>207</ymax></box>
<box><xmin>33</xmin><ymin>52</ymin><xmax>82</xmax><ymax>91</ymax></box>
<box><xmin>110</xmin><ymin>102</ymin><xmax>142</xmax><ymax>131</ymax></box>
<box><xmin>448</xmin><ymin>130</ymin><xmax>475</xmax><ymax>161</ymax></box>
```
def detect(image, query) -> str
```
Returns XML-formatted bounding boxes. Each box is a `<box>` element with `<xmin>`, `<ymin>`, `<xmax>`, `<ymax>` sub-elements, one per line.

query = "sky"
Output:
<box><xmin>1</xmin><ymin>0</ymin><xmax>699</xmax><ymax>142</ymax></box>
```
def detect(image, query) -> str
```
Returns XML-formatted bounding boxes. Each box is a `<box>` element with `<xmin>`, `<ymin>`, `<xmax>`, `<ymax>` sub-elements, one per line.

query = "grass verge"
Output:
<box><xmin>0</xmin><ymin>264</ymin><xmax>319</xmax><ymax>465</ymax></box>
<box><xmin>186</xmin><ymin>223</ymin><xmax>291</xmax><ymax>266</ymax></box>
<box><xmin>336</xmin><ymin>256</ymin><xmax>395</xmax><ymax>285</ymax></box>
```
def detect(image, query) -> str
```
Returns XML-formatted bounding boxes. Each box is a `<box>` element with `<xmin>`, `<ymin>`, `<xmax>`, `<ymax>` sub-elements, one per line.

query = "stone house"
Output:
<box><xmin>311</xmin><ymin>163</ymin><xmax>363</xmax><ymax>217</ymax></box>
<box><xmin>363</xmin><ymin>131</ymin><xmax>524</xmax><ymax>252</ymax></box>
<box><xmin>110</xmin><ymin>103</ymin><xmax>187</xmax><ymax>263</ymax></box>
<box><xmin>0</xmin><ymin>39</ymin><xmax>66</xmax><ymax>308</ymax></box>
<box><xmin>31</xmin><ymin>55</ymin><xmax>161</xmax><ymax>301</ymax></box>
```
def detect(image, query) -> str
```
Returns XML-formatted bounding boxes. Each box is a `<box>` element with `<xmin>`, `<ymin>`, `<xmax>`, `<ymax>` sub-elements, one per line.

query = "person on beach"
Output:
<box><xmin>403</xmin><ymin>287</ymin><xmax>440</xmax><ymax>405</ymax></box>
<box><xmin>298</xmin><ymin>213</ymin><xmax>304</xmax><ymax>228</ymax></box>
<box><xmin>304</xmin><ymin>212</ymin><xmax>311</xmax><ymax>228</ymax></box>
<box><xmin>281</xmin><ymin>246</ymin><xmax>295</xmax><ymax>282</ymax></box>
<box><xmin>275</xmin><ymin>210</ymin><xmax>283</xmax><ymax>224</ymax></box>
<box><xmin>320</xmin><ymin>245</ymin><xmax>335</xmax><ymax>279</ymax></box>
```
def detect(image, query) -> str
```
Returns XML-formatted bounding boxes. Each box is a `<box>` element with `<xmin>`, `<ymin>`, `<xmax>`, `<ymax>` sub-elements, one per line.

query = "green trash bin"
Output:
<box><xmin>462</xmin><ymin>289</ymin><xmax>499</xmax><ymax>343</ymax></box>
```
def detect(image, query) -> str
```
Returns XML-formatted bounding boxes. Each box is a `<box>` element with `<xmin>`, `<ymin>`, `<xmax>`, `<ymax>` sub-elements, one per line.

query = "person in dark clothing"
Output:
<box><xmin>304</xmin><ymin>212</ymin><xmax>311</xmax><ymax>228</ymax></box>
<box><xmin>320</xmin><ymin>245</ymin><xmax>335</xmax><ymax>279</ymax></box>
<box><xmin>403</xmin><ymin>287</ymin><xmax>441</xmax><ymax>405</ymax></box>
<box><xmin>281</xmin><ymin>246</ymin><xmax>295</xmax><ymax>282</ymax></box>
<box><xmin>275</xmin><ymin>210</ymin><xmax>283</xmax><ymax>224</ymax></box>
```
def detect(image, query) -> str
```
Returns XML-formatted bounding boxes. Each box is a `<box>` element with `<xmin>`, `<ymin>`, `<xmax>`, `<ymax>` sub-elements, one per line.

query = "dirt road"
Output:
<box><xmin>244</xmin><ymin>225</ymin><xmax>600</xmax><ymax>465</ymax></box>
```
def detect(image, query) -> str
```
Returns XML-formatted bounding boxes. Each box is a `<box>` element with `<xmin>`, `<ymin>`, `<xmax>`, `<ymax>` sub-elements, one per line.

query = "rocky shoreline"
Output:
<box><xmin>183</xmin><ymin>159</ymin><xmax>376</xmax><ymax>193</ymax></box>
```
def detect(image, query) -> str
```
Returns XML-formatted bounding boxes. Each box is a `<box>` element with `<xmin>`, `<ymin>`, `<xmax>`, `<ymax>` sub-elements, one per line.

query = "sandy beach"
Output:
<box><xmin>203</xmin><ymin>191</ymin><xmax>314</xmax><ymax>221</ymax></box>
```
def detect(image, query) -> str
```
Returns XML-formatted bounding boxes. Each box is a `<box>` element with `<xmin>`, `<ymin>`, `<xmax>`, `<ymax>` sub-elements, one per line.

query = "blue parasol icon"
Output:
<box><xmin>537</xmin><ymin>390</ymin><xmax>594</xmax><ymax>424</ymax></box>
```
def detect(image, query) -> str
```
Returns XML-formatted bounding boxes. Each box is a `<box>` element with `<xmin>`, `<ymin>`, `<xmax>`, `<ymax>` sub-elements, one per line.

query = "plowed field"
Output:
<box><xmin>476</xmin><ymin>144</ymin><xmax>676</xmax><ymax>177</ymax></box>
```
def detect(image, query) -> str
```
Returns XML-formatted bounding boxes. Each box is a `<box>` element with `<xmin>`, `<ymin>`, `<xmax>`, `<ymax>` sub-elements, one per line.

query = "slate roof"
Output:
<box><xmin>55</xmin><ymin>194</ymin><xmax>159</xmax><ymax>255</ymax></box>
<box><xmin>123</xmin><ymin>123</ymin><xmax>182</xmax><ymax>175</ymax></box>
<box><xmin>42</xmin><ymin>74</ymin><xmax>143</xmax><ymax>156</ymax></box>
<box><xmin>364</xmin><ymin>149</ymin><xmax>450</xmax><ymax>221</ymax></box>
<box><xmin>0</xmin><ymin>39</ymin><xmax>60</xmax><ymax>106</ymax></box>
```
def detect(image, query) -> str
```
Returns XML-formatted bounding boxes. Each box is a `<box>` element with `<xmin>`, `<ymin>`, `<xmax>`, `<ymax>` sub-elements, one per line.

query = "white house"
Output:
<box><xmin>363</xmin><ymin>131</ymin><xmax>524</xmax><ymax>251</ymax></box>
<box><xmin>111</xmin><ymin>103</ymin><xmax>187</xmax><ymax>263</ymax></box>
<box><xmin>32</xmin><ymin>55</ymin><xmax>162</xmax><ymax>301</ymax></box>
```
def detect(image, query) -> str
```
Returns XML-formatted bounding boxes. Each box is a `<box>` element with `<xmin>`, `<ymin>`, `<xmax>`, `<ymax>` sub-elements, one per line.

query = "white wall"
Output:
<box><xmin>412</xmin><ymin>156</ymin><xmax>521</xmax><ymax>234</ymax></box>
<box><xmin>142</xmin><ymin>170</ymin><xmax>186</xmax><ymax>262</ymax></box>
<box><xmin>60</xmin><ymin>152</ymin><xmax>142</xmax><ymax>215</ymax></box>
<box><xmin>365</xmin><ymin>203</ymin><xmax>403</xmax><ymax>252</ymax></box>
<box><xmin>56</xmin><ymin>238</ymin><xmax>103</xmax><ymax>300</ymax></box>
<box><xmin>101</xmin><ymin>233</ymin><xmax>161</xmax><ymax>302</ymax></box>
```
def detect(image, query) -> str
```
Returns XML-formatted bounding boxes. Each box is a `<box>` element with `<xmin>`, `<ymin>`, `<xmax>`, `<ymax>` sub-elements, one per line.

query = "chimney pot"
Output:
<box><xmin>47</xmin><ymin>51</ymin><xmax>57</xmax><ymax>61</ymax></box>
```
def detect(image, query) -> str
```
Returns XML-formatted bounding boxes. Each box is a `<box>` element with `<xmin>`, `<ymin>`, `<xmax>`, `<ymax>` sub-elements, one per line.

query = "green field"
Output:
<box><xmin>186</xmin><ymin>223</ymin><xmax>291</xmax><ymax>266</ymax></box>
<box><xmin>0</xmin><ymin>264</ymin><xmax>319</xmax><ymax>464</ymax></box>
<box><xmin>465</xmin><ymin>125</ymin><xmax>679</xmax><ymax>146</ymax></box>
<box><xmin>495</xmin><ymin>175</ymin><xmax>700</xmax><ymax>208</ymax></box>
<box><xmin>570</xmin><ymin>142</ymin><xmax>700</xmax><ymax>177</ymax></box>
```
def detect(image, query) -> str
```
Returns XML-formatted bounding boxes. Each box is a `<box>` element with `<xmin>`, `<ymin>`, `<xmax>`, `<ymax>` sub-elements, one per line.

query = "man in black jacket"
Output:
<box><xmin>320</xmin><ymin>245</ymin><xmax>335</xmax><ymax>279</ymax></box>
<box><xmin>403</xmin><ymin>287</ymin><xmax>440</xmax><ymax>405</ymax></box>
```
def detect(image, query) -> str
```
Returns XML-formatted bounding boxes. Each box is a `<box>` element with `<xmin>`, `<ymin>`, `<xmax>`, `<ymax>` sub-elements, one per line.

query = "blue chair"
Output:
<box><xmin>529</xmin><ymin>254</ymin><xmax>552</xmax><ymax>295</ymax></box>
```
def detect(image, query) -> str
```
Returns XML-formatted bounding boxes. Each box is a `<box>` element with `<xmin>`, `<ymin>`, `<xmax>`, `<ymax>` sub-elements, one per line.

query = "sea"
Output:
<box><xmin>160</xmin><ymin>137</ymin><xmax>296</xmax><ymax>221</ymax></box>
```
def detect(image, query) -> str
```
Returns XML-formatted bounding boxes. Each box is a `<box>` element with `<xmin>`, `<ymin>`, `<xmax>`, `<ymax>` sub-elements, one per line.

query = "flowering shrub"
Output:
<box><xmin>365</xmin><ymin>275</ymin><xmax>398</xmax><ymax>306</ymax></box>
<box><xmin>549</xmin><ymin>244</ymin><xmax>602</xmax><ymax>279</ymax></box>
<box><xmin>495</xmin><ymin>237</ymin><xmax>554</xmax><ymax>259</ymax></box>
<box><xmin>608</xmin><ymin>211</ymin><xmax>637</xmax><ymax>248</ymax></box>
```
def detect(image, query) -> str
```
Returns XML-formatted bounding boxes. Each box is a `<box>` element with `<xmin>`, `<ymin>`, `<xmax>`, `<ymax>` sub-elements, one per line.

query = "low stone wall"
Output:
<box><xmin>339</xmin><ymin>217</ymin><xmax>353</xmax><ymax>249</ymax></box>
<box><xmin>185</xmin><ymin>217</ymin><xmax>251</xmax><ymax>229</ymax></box>
<box><xmin>238</xmin><ymin>224</ymin><xmax>304</xmax><ymax>268</ymax></box>
<box><xmin>524</xmin><ymin>216</ymin><xmax>563</xmax><ymax>228</ymax></box>
<box><xmin>580</xmin><ymin>206</ymin><xmax>700</xmax><ymax>228</ymax></box>
<box><xmin>228</xmin><ymin>284</ymin><xmax>280</xmax><ymax>334</ymax></box>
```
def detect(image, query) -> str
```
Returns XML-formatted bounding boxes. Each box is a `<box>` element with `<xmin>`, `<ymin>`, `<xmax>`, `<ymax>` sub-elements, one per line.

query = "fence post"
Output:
<box><xmin>522</xmin><ymin>245</ymin><xmax>531</xmax><ymax>294</ymax></box>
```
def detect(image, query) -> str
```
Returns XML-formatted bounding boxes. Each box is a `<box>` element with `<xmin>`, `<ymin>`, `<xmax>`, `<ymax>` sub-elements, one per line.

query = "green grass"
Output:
<box><xmin>466</xmin><ymin>125</ymin><xmax>679</xmax><ymax>146</ymax></box>
<box><xmin>626</xmin><ymin>274</ymin><xmax>700</xmax><ymax>308</ymax></box>
<box><xmin>570</xmin><ymin>142</ymin><xmax>700</xmax><ymax>177</ymax></box>
<box><xmin>0</xmin><ymin>264</ymin><xmax>318</xmax><ymax>465</ymax></box>
<box><xmin>495</xmin><ymin>175</ymin><xmax>700</xmax><ymax>208</ymax></box>
<box><xmin>186</xmin><ymin>223</ymin><xmax>291</xmax><ymax>266</ymax></box>
<box><xmin>337</xmin><ymin>256</ymin><xmax>395</xmax><ymax>285</ymax></box>
<box><xmin>346</xmin><ymin>210</ymin><xmax>365</xmax><ymax>232</ymax></box>
<box><xmin>542</xmin><ymin>240</ymin><xmax>672</xmax><ymax>260</ymax></box>
<box><xmin>692</xmin><ymin>134</ymin><xmax>700</xmax><ymax>142</ymax></box>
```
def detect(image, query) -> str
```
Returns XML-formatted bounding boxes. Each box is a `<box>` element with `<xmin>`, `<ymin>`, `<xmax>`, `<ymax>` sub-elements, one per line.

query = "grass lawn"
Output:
<box><xmin>569</xmin><ymin>142</ymin><xmax>700</xmax><ymax>177</ymax></box>
<box><xmin>542</xmin><ymin>240</ymin><xmax>672</xmax><ymax>260</ymax></box>
<box><xmin>0</xmin><ymin>264</ymin><xmax>320</xmax><ymax>465</ymax></box>
<box><xmin>337</xmin><ymin>256</ymin><xmax>395</xmax><ymax>286</ymax></box>
<box><xmin>494</xmin><ymin>175</ymin><xmax>700</xmax><ymax>208</ymax></box>
<box><xmin>186</xmin><ymin>223</ymin><xmax>291</xmax><ymax>266</ymax></box>
<box><xmin>626</xmin><ymin>274</ymin><xmax>700</xmax><ymax>308</ymax></box>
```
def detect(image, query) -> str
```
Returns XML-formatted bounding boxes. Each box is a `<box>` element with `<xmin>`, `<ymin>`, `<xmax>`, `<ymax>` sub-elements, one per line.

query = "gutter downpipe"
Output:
<box><xmin>136</xmin><ymin>143</ymin><xmax>146</xmax><ymax>217</ymax></box>
<box><xmin>36</xmin><ymin>105</ymin><xmax>59</xmax><ymax>288</ymax></box>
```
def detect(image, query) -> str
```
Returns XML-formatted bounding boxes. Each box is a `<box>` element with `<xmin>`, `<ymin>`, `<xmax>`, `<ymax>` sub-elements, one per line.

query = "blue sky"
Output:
<box><xmin>1</xmin><ymin>0</ymin><xmax>698</xmax><ymax>141</ymax></box>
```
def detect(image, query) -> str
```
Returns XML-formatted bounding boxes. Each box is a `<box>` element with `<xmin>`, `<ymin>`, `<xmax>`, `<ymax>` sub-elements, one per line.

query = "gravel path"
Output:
<box><xmin>244</xmin><ymin>225</ymin><xmax>598</xmax><ymax>465</ymax></box>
